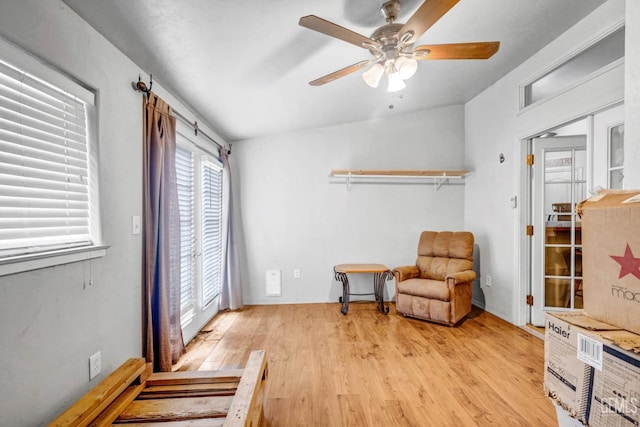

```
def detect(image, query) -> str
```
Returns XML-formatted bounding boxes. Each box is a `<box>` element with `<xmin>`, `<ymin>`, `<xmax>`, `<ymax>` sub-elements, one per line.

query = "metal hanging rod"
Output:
<box><xmin>132</xmin><ymin>74</ymin><xmax>228</xmax><ymax>153</ymax></box>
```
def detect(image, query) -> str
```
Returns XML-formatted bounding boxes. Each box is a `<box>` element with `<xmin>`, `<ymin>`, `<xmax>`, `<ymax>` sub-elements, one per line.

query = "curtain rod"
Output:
<box><xmin>132</xmin><ymin>75</ymin><xmax>228</xmax><ymax>153</ymax></box>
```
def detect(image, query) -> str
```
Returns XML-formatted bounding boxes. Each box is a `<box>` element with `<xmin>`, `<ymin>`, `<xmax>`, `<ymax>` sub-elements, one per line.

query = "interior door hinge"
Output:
<box><xmin>526</xmin><ymin>225</ymin><xmax>534</xmax><ymax>236</ymax></box>
<box><xmin>526</xmin><ymin>295</ymin><xmax>534</xmax><ymax>306</ymax></box>
<box><xmin>526</xmin><ymin>154</ymin><xmax>534</xmax><ymax>166</ymax></box>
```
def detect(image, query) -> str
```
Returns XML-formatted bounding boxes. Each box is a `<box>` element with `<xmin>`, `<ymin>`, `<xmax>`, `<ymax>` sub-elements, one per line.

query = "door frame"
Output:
<box><xmin>530</xmin><ymin>136</ymin><xmax>587</xmax><ymax>325</ymax></box>
<box><xmin>517</xmin><ymin>103</ymin><xmax>624</xmax><ymax>326</ymax></box>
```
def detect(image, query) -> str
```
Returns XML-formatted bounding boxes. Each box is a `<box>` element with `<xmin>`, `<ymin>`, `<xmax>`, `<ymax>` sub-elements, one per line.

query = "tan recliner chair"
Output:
<box><xmin>393</xmin><ymin>231</ymin><xmax>476</xmax><ymax>326</ymax></box>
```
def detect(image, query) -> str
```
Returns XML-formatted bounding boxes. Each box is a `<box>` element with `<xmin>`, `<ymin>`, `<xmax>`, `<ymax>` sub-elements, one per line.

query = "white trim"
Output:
<box><xmin>0</xmin><ymin>244</ymin><xmax>109</xmax><ymax>276</ymax></box>
<box><xmin>0</xmin><ymin>34</ymin><xmax>94</xmax><ymax>105</ymax></box>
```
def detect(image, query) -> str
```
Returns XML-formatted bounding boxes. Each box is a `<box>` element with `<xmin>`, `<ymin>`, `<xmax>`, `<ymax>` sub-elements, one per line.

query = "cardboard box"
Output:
<box><xmin>544</xmin><ymin>312</ymin><xmax>640</xmax><ymax>426</ymax></box>
<box><xmin>577</xmin><ymin>190</ymin><xmax>640</xmax><ymax>335</ymax></box>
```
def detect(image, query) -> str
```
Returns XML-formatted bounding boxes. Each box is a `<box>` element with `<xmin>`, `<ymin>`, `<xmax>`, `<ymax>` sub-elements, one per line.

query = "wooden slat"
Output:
<box><xmin>139</xmin><ymin>382</ymin><xmax>239</xmax><ymax>399</ymax></box>
<box><xmin>223</xmin><ymin>350</ymin><xmax>268</xmax><ymax>427</ymax></box>
<box><xmin>114</xmin><ymin>420</ymin><xmax>225</xmax><ymax>427</ymax></box>
<box><xmin>146</xmin><ymin>370</ymin><xmax>243</xmax><ymax>386</ymax></box>
<box><xmin>116</xmin><ymin>396</ymin><xmax>234</xmax><ymax>422</ymax></box>
<box><xmin>49</xmin><ymin>358</ymin><xmax>147</xmax><ymax>427</ymax></box>
<box><xmin>89</xmin><ymin>383</ymin><xmax>145</xmax><ymax>427</ymax></box>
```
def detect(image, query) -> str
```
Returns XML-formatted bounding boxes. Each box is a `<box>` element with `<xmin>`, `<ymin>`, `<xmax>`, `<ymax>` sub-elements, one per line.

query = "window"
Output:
<box><xmin>176</xmin><ymin>146</ymin><xmax>196</xmax><ymax>321</ymax></box>
<box><xmin>201</xmin><ymin>161</ymin><xmax>223</xmax><ymax>307</ymax></box>
<box><xmin>0</xmin><ymin>37</ymin><xmax>103</xmax><ymax>275</ymax></box>
<box><xmin>608</xmin><ymin>124</ymin><xmax>624</xmax><ymax>189</ymax></box>
<box><xmin>175</xmin><ymin>124</ymin><xmax>223</xmax><ymax>334</ymax></box>
<box><xmin>523</xmin><ymin>27</ymin><xmax>625</xmax><ymax>108</ymax></box>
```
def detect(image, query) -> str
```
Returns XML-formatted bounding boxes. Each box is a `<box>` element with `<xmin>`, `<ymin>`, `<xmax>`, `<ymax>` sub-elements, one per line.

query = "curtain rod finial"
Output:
<box><xmin>133</xmin><ymin>74</ymin><xmax>152</xmax><ymax>94</ymax></box>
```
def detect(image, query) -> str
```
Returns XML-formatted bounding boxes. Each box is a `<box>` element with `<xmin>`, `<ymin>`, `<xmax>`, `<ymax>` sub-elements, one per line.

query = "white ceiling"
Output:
<box><xmin>62</xmin><ymin>0</ymin><xmax>607</xmax><ymax>142</ymax></box>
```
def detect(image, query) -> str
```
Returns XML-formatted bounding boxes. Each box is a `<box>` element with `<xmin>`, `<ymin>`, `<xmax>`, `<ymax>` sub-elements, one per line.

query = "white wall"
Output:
<box><xmin>626</xmin><ymin>0</ymin><xmax>640</xmax><ymax>187</ymax></box>
<box><xmin>464</xmin><ymin>0</ymin><xmax>625</xmax><ymax>323</ymax></box>
<box><xmin>0</xmin><ymin>1</ymin><xmax>223</xmax><ymax>425</ymax></box>
<box><xmin>232</xmin><ymin>105</ymin><xmax>467</xmax><ymax>305</ymax></box>
<box><xmin>0</xmin><ymin>0</ymin><xmax>635</xmax><ymax>424</ymax></box>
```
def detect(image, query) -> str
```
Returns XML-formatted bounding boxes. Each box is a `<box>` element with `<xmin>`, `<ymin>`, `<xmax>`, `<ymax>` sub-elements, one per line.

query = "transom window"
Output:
<box><xmin>523</xmin><ymin>26</ymin><xmax>625</xmax><ymax>108</ymax></box>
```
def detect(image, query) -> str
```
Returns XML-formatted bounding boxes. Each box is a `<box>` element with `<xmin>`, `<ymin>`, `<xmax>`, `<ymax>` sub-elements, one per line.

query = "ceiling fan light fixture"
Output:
<box><xmin>396</xmin><ymin>56</ymin><xmax>418</xmax><ymax>80</ymax></box>
<box><xmin>387</xmin><ymin>71</ymin><xmax>406</xmax><ymax>92</ymax></box>
<box><xmin>362</xmin><ymin>63</ymin><xmax>384</xmax><ymax>88</ymax></box>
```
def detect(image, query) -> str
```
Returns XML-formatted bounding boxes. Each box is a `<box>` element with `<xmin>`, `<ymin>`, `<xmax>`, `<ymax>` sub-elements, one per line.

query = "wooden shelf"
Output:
<box><xmin>329</xmin><ymin>169</ymin><xmax>468</xmax><ymax>190</ymax></box>
<box><xmin>330</xmin><ymin>169</ymin><xmax>467</xmax><ymax>177</ymax></box>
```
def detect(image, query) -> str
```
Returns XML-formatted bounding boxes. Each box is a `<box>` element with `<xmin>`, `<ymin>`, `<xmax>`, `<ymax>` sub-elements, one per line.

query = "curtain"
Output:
<box><xmin>142</xmin><ymin>92</ymin><xmax>185</xmax><ymax>371</ymax></box>
<box><xmin>219</xmin><ymin>148</ymin><xmax>243</xmax><ymax>310</ymax></box>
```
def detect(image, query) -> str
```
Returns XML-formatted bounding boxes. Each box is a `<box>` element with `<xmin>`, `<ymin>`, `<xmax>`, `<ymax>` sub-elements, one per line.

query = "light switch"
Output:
<box><xmin>132</xmin><ymin>216</ymin><xmax>141</xmax><ymax>235</ymax></box>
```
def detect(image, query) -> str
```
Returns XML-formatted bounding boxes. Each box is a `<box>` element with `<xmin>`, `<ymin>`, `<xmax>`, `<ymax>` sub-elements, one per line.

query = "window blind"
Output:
<box><xmin>176</xmin><ymin>145</ymin><xmax>195</xmax><ymax>319</ymax></box>
<box><xmin>0</xmin><ymin>59</ymin><xmax>92</xmax><ymax>257</ymax></box>
<box><xmin>202</xmin><ymin>162</ymin><xmax>223</xmax><ymax>307</ymax></box>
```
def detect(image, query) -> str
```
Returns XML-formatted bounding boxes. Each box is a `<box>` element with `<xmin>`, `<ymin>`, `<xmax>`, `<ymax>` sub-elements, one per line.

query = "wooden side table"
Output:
<box><xmin>333</xmin><ymin>263</ymin><xmax>393</xmax><ymax>315</ymax></box>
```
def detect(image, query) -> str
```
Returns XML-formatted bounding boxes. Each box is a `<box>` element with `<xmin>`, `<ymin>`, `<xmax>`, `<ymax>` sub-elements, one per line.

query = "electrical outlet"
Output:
<box><xmin>89</xmin><ymin>351</ymin><xmax>101</xmax><ymax>380</ymax></box>
<box><xmin>294</xmin><ymin>269</ymin><xmax>301</xmax><ymax>279</ymax></box>
<box><xmin>486</xmin><ymin>275</ymin><xmax>492</xmax><ymax>287</ymax></box>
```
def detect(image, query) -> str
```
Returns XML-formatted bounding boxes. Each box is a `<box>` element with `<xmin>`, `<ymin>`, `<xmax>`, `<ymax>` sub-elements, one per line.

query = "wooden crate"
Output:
<box><xmin>49</xmin><ymin>350</ymin><xmax>268</xmax><ymax>427</ymax></box>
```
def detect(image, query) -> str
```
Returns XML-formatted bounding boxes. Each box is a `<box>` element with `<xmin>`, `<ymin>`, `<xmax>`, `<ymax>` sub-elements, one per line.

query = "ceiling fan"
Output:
<box><xmin>299</xmin><ymin>0</ymin><xmax>500</xmax><ymax>92</ymax></box>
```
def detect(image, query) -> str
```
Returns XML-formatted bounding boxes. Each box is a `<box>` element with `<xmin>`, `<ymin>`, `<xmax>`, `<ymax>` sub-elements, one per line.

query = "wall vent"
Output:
<box><xmin>265</xmin><ymin>270</ymin><xmax>282</xmax><ymax>296</ymax></box>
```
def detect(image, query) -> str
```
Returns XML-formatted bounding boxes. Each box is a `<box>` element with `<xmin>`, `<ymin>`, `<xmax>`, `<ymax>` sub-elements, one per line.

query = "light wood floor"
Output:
<box><xmin>174</xmin><ymin>303</ymin><xmax>557</xmax><ymax>426</ymax></box>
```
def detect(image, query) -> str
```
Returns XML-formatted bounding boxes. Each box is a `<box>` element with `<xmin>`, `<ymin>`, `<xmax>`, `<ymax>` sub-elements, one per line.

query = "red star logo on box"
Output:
<box><xmin>610</xmin><ymin>244</ymin><xmax>640</xmax><ymax>280</ymax></box>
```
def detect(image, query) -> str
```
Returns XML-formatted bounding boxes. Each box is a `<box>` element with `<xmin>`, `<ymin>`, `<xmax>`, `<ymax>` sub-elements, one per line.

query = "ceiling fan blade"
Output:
<box><xmin>299</xmin><ymin>15</ymin><xmax>379</xmax><ymax>50</ymax></box>
<box><xmin>399</xmin><ymin>0</ymin><xmax>460</xmax><ymax>44</ymax></box>
<box><xmin>309</xmin><ymin>60</ymin><xmax>372</xmax><ymax>86</ymax></box>
<box><xmin>413</xmin><ymin>41</ymin><xmax>500</xmax><ymax>60</ymax></box>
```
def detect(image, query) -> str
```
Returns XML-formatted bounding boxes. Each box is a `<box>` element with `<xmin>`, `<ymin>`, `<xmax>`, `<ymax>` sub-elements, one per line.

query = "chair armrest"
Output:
<box><xmin>445</xmin><ymin>270</ymin><xmax>476</xmax><ymax>286</ymax></box>
<box><xmin>393</xmin><ymin>266</ymin><xmax>420</xmax><ymax>282</ymax></box>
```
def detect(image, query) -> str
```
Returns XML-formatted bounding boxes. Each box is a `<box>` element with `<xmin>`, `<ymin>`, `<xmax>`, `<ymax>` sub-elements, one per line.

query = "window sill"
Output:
<box><xmin>0</xmin><ymin>244</ymin><xmax>110</xmax><ymax>277</ymax></box>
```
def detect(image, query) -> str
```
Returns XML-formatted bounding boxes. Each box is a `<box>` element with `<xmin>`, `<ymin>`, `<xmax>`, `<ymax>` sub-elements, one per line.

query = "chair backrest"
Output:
<box><xmin>416</xmin><ymin>231</ymin><xmax>474</xmax><ymax>281</ymax></box>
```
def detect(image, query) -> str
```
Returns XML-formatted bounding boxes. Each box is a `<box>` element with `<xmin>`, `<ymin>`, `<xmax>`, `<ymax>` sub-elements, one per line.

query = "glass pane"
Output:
<box><xmin>574</xmin><ymin>150</ymin><xmax>586</xmax><ymax>182</ymax></box>
<box><xmin>609</xmin><ymin>124</ymin><xmax>625</xmax><ymax>167</ymax></box>
<box><xmin>545</xmin><ymin>278</ymin><xmax>571</xmax><ymax>308</ymax></box>
<box><xmin>610</xmin><ymin>169</ymin><xmax>624</xmax><ymax>189</ymax></box>
<box><xmin>545</xmin><ymin>183</ymin><xmax>572</xmax><ymax>220</ymax></box>
<box><xmin>574</xmin><ymin>279</ymin><xmax>584</xmax><ymax>309</ymax></box>
<box><xmin>574</xmin><ymin>249</ymin><xmax>582</xmax><ymax>277</ymax></box>
<box><xmin>546</xmin><ymin>226</ymin><xmax>571</xmax><ymax>245</ymax></box>
<box><xmin>574</xmin><ymin>224</ymin><xmax>582</xmax><ymax>246</ymax></box>
<box><xmin>545</xmin><ymin>247</ymin><xmax>571</xmax><ymax>276</ymax></box>
<box><xmin>545</xmin><ymin>150</ymin><xmax>572</xmax><ymax>178</ymax></box>
<box><xmin>524</xmin><ymin>27</ymin><xmax>625</xmax><ymax>106</ymax></box>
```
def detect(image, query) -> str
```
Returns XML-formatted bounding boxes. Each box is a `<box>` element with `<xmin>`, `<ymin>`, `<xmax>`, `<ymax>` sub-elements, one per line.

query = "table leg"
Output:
<box><xmin>374</xmin><ymin>271</ymin><xmax>392</xmax><ymax>314</ymax></box>
<box><xmin>334</xmin><ymin>268</ymin><xmax>350</xmax><ymax>315</ymax></box>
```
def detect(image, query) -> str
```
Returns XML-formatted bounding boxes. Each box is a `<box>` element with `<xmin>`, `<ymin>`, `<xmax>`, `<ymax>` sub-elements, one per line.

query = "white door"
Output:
<box><xmin>530</xmin><ymin>136</ymin><xmax>586</xmax><ymax>326</ymax></box>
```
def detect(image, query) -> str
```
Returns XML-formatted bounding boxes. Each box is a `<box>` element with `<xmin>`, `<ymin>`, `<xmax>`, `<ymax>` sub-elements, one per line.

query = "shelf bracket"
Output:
<box><xmin>346</xmin><ymin>172</ymin><xmax>352</xmax><ymax>191</ymax></box>
<box><xmin>434</xmin><ymin>173</ymin><xmax>449</xmax><ymax>191</ymax></box>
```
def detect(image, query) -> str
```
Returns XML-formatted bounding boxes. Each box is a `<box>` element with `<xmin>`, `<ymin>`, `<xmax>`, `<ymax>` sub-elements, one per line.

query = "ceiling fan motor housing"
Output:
<box><xmin>369</xmin><ymin>23</ymin><xmax>413</xmax><ymax>60</ymax></box>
